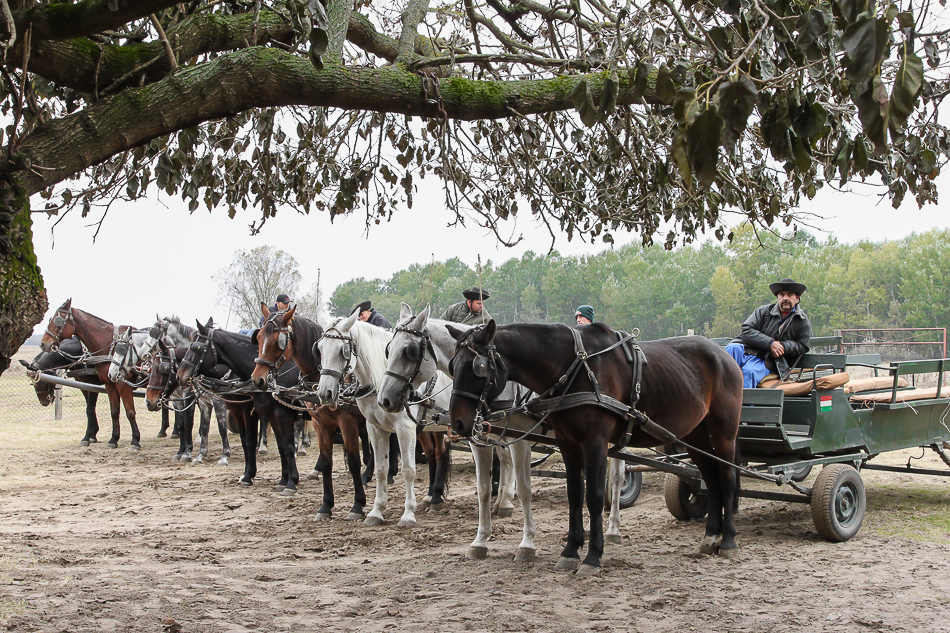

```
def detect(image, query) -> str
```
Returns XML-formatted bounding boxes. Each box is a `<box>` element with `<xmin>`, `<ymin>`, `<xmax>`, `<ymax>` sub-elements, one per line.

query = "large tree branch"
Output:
<box><xmin>13</xmin><ymin>0</ymin><xmax>181</xmax><ymax>42</ymax></box>
<box><xmin>7</xmin><ymin>47</ymin><xmax>658</xmax><ymax>195</ymax></box>
<box><xmin>395</xmin><ymin>0</ymin><xmax>429</xmax><ymax>62</ymax></box>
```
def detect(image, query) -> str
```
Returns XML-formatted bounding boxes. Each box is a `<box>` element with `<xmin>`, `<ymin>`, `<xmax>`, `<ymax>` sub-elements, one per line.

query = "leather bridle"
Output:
<box><xmin>44</xmin><ymin>307</ymin><xmax>74</xmax><ymax>352</ymax></box>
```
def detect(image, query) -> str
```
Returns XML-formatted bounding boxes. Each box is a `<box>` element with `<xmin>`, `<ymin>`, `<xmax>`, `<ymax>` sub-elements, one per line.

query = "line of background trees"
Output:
<box><xmin>217</xmin><ymin>224</ymin><xmax>950</xmax><ymax>341</ymax></box>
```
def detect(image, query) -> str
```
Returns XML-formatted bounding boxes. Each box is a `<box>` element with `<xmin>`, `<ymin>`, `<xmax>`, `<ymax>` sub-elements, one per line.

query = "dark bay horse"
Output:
<box><xmin>143</xmin><ymin>341</ymin><xmax>232</xmax><ymax>465</ymax></box>
<box><xmin>177</xmin><ymin>319</ymin><xmax>306</xmax><ymax>494</ymax></box>
<box><xmin>250</xmin><ymin>305</ymin><xmax>371</xmax><ymax>519</ymax></box>
<box><xmin>448</xmin><ymin>321</ymin><xmax>743</xmax><ymax>577</ymax></box>
<box><xmin>39</xmin><ymin>299</ymin><xmax>143</xmax><ymax>449</ymax></box>
<box><xmin>22</xmin><ymin>336</ymin><xmax>101</xmax><ymax>443</ymax></box>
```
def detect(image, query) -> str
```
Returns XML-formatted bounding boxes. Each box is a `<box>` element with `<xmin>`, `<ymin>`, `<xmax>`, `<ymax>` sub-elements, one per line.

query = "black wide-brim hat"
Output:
<box><xmin>353</xmin><ymin>300</ymin><xmax>372</xmax><ymax>314</ymax></box>
<box><xmin>462</xmin><ymin>286</ymin><xmax>490</xmax><ymax>301</ymax></box>
<box><xmin>769</xmin><ymin>278</ymin><xmax>806</xmax><ymax>296</ymax></box>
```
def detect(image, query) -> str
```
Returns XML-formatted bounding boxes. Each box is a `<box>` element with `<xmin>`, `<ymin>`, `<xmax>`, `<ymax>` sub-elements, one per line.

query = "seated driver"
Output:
<box><xmin>725</xmin><ymin>278</ymin><xmax>812</xmax><ymax>387</ymax></box>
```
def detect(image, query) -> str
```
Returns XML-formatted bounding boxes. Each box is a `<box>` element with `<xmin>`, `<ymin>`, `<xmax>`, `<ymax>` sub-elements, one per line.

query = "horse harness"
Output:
<box><xmin>454</xmin><ymin>326</ymin><xmax>679</xmax><ymax>452</ymax></box>
<box><xmin>383</xmin><ymin>322</ymin><xmax>446</xmax><ymax>425</ymax></box>
<box><xmin>254</xmin><ymin>312</ymin><xmax>294</xmax><ymax>374</ymax></box>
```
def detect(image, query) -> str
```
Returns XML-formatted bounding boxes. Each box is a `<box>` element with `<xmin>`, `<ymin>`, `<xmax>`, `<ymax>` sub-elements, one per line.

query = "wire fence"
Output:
<box><xmin>3</xmin><ymin>345</ymin><xmax>166</xmax><ymax>427</ymax></box>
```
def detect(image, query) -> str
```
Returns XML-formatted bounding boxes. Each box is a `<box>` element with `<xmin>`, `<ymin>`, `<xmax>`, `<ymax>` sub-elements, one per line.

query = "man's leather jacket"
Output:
<box><xmin>732</xmin><ymin>303</ymin><xmax>812</xmax><ymax>377</ymax></box>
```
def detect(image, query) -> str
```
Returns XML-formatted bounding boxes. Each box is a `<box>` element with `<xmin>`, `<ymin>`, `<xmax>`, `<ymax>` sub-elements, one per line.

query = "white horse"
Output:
<box><xmin>378</xmin><ymin>304</ymin><xmax>627</xmax><ymax>554</ymax></box>
<box><xmin>377</xmin><ymin>303</ymin><xmax>538</xmax><ymax>561</ymax></box>
<box><xmin>316</xmin><ymin>311</ymin><xmax>422</xmax><ymax>527</ymax></box>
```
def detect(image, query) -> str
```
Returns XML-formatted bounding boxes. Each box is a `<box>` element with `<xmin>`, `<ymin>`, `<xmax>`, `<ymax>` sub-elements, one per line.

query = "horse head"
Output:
<box><xmin>316</xmin><ymin>309</ymin><xmax>359</xmax><ymax>405</ymax></box>
<box><xmin>145</xmin><ymin>340</ymin><xmax>176</xmax><ymax>412</ymax></box>
<box><xmin>177</xmin><ymin>318</ymin><xmax>215</xmax><ymax>385</ymax></box>
<box><xmin>39</xmin><ymin>298</ymin><xmax>74</xmax><ymax>353</ymax></box>
<box><xmin>377</xmin><ymin>303</ymin><xmax>435</xmax><ymax>413</ymax></box>
<box><xmin>447</xmin><ymin>319</ymin><xmax>508</xmax><ymax>438</ymax></box>
<box><xmin>251</xmin><ymin>303</ymin><xmax>296</xmax><ymax>390</ymax></box>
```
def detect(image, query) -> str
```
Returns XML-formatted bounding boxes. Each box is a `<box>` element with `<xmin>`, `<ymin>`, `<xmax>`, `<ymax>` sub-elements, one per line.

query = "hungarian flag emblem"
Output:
<box><xmin>820</xmin><ymin>395</ymin><xmax>833</xmax><ymax>411</ymax></box>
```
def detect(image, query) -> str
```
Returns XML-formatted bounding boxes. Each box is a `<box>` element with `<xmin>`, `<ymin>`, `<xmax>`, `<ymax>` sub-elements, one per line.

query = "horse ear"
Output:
<box><xmin>475</xmin><ymin>320</ymin><xmax>497</xmax><ymax>344</ymax></box>
<box><xmin>204</xmin><ymin>317</ymin><xmax>214</xmax><ymax>329</ymax></box>
<box><xmin>261</xmin><ymin>302</ymin><xmax>270</xmax><ymax>318</ymax></box>
<box><xmin>196</xmin><ymin>319</ymin><xmax>206</xmax><ymax>334</ymax></box>
<box><xmin>250</xmin><ymin>329</ymin><xmax>260</xmax><ymax>345</ymax></box>
<box><xmin>415</xmin><ymin>304</ymin><xmax>430</xmax><ymax>330</ymax></box>
<box><xmin>63</xmin><ymin>298</ymin><xmax>72</xmax><ymax>310</ymax></box>
<box><xmin>445</xmin><ymin>324</ymin><xmax>467</xmax><ymax>341</ymax></box>
<box><xmin>282</xmin><ymin>306</ymin><xmax>296</xmax><ymax>324</ymax></box>
<box><xmin>399</xmin><ymin>302</ymin><xmax>413</xmax><ymax>322</ymax></box>
<box><xmin>340</xmin><ymin>309</ymin><xmax>359</xmax><ymax>331</ymax></box>
<box><xmin>315</xmin><ymin>305</ymin><xmax>331</xmax><ymax>329</ymax></box>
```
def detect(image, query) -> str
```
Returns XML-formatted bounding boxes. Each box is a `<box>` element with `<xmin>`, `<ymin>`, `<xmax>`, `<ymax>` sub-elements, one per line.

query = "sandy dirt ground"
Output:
<box><xmin>2</xmin><ymin>368</ymin><xmax>950</xmax><ymax>632</ymax></box>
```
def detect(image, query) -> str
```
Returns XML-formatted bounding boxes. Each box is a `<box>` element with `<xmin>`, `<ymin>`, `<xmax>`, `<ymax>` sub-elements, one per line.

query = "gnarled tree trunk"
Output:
<box><xmin>0</xmin><ymin>176</ymin><xmax>46</xmax><ymax>374</ymax></box>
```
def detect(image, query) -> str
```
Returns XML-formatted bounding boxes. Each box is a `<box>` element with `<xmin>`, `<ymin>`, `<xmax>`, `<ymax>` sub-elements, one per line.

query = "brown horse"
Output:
<box><xmin>250</xmin><ymin>305</ymin><xmax>369</xmax><ymax>519</ymax></box>
<box><xmin>40</xmin><ymin>299</ymin><xmax>143</xmax><ymax>449</ymax></box>
<box><xmin>448</xmin><ymin>321</ymin><xmax>743</xmax><ymax>577</ymax></box>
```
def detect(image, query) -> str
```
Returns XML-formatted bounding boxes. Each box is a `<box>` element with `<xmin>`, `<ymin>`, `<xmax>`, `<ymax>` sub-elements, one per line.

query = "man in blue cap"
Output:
<box><xmin>259</xmin><ymin>293</ymin><xmax>291</xmax><ymax>326</ymax></box>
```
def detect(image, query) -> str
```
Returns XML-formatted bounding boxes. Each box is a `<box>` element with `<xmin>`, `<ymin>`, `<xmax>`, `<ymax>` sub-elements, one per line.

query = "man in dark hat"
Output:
<box><xmin>440</xmin><ymin>286</ymin><xmax>493</xmax><ymax>326</ymax></box>
<box><xmin>575</xmin><ymin>304</ymin><xmax>595</xmax><ymax>325</ymax></box>
<box><xmin>725</xmin><ymin>278</ymin><xmax>812</xmax><ymax>387</ymax></box>
<box><xmin>353</xmin><ymin>300</ymin><xmax>391</xmax><ymax>329</ymax></box>
<box><xmin>259</xmin><ymin>293</ymin><xmax>292</xmax><ymax>326</ymax></box>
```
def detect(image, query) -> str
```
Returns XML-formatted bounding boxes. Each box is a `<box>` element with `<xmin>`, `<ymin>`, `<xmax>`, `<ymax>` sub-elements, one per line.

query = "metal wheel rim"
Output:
<box><xmin>834</xmin><ymin>481</ymin><xmax>859</xmax><ymax>527</ymax></box>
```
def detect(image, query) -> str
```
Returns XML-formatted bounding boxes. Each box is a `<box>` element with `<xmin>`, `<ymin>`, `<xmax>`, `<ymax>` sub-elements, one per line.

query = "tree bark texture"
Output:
<box><xmin>0</xmin><ymin>175</ymin><xmax>46</xmax><ymax>375</ymax></box>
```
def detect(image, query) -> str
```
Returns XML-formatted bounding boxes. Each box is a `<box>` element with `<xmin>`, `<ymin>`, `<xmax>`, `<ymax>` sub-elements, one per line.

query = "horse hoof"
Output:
<box><xmin>79</xmin><ymin>440</ymin><xmax>90</xmax><ymax>447</ymax></box>
<box><xmin>280</xmin><ymin>488</ymin><xmax>297</xmax><ymax>497</ymax></box>
<box><xmin>274</xmin><ymin>484</ymin><xmax>285</xmax><ymax>492</ymax></box>
<box><xmin>258</xmin><ymin>447</ymin><xmax>268</xmax><ymax>454</ymax></box>
<box><xmin>718</xmin><ymin>546</ymin><xmax>739</xmax><ymax>560</ymax></box>
<box><xmin>130</xmin><ymin>445</ymin><xmax>141</xmax><ymax>452</ymax></box>
<box><xmin>605</xmin><ymin>534</ymin><xmax>622</xmax><ymax>545</ymax></box>
<box><xmin>296</xmin><ymin>449</ymin><xmax>307</xmax><ymax>457</ymax></box>
<box><xmin>467</xmin><ymin>546</ymin><xmax>488</xmax><ymax>560</ymax></box>
<box><xmin>345</xmin><ymin>511</ymin><xmax>365</xmax><ymax>521</ymax></box>
<box><xmin>575</xmin><ymin>564</ymin><xmax>602</xmax><ymax>578</ymax></box>
<box><xmin>170</xmin><ymin>434</ymin><xmax>179</xmax><ymax>440</ymax></box>
<box><xmin>419</xmin><ymin>498</ymin><xmax>431</xmax><ymax>509</ymax></box>
<box><xmin>699</xmin><ymin>536</ymin><xmax>721</xmax><ymax>556</ymax></box>
<box><xmin>496</xmin><ymin>507</ymin><xmax>513</xmax><ymax>518</ymax></box>
<box><xmin>306</xmin><ymin>471</ymin><xmax>320</xmax><ymax>481</ymax></box>
<box><xmin>514</xmin><ymin>548</ymin><xmax>536</xmax><ymax>563</ymax></box>
<box><xmin>363</xmin><ymin>515</ymin><xmax>385</xmax><ymax>526</ymax></box>
<box><xmin>107</xmin><ymin>443</ymin><xmax>118</xmax><ymax>449</ymax></box>
<box><xmin>173</xmin><ymin>455</ymin><xmax>182</xmax><ymax>462</ymax></box>
<box><xmin>238</xmin><ymin>479</ymin><xmax>253</xmax><ymax>487</ymax></box>
<box><xmin>182</xmin><ymin>456</ymin><xmax>192</xmax><ymax>462</ymax></box>
<box><xmin>192</xmin><ymin>456</ymin><xmax>203</xmax><ymax>464</ymax></box>
<box><xmin>429</xmin><ymin>502</ymin><xmax>444</xmax><ymax>512</ymax></box>
<box><xmin>157</xmin><ymin>432</ymin><xmax>167</xmax><ymax>438</ymax></box>
<box><xmin>555</xmin><ymin>557</ymin><xmax>580</xmax><ymax>572</ymax></box>
<box><xmin>314</xmin><ymin>512</ymin><xmax>331</xmax><ymax>521</ymax></box>
<box><xmin>397</xmin><ymin>518</ymin><xmax>417</xmax><ymax>527</ymax></box>
<box><xmin>216</xmin><ymin>458</ymin><xmax>228</xmax><ymax>466</ymax></box>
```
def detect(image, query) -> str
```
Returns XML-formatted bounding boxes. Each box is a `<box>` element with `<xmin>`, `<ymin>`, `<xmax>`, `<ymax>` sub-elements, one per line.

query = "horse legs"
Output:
<box><xmin>492</xmin><ymin>446</ymin><xmax>515</xmax><ymax>517</ymax></box>
<box><xmin>686</xmin><ymin>423</ymin><xmax>739</xmax><ymax>558</ymax></box>
<box><xmin>387</xmin><ymin>432</ymin><xmax>399</xmax><ymax>485</ymax></box>
<box><xmin>271</xmin><ymin>412</ymin><xmax>300</xmax><ymax>496</ymax></box>
<box><xmin>340</xmin><ymin>416</ymin><xmax>367</xmax><ymax>520</ymax></box>
<box><xmin>118</xmin><ymin>384</ymin><xmax>141</xmax><ymax>449</ymax></box>
<box><xmin>577</xmin><ymin>439</ymin><xmax>609</xmax><ymax>576</ymax></box>
<box><xmin>359</xmin><ymin>421</ymin><xmax>374</xmax><ymax>484</ymax></box>
<box><xmin>605</xmin><ymin>457</ymin><xmax>624</xmax><ymax>544</ymax></box>
<box><xmin>363</xmin><ymin>425</ymin><xmax>391</xmax><ymax>526</ymax></box>
<box><xmin>429</xmin><ymin>433</ymin><xmax>451</xmax><ymax>511</ymax></box>
<box><xmin>79</xmin><ymin>390</ymin><xmax>99</xmax><ymax>446</ymax></box>
<box><xmin>257</xmin><ymin>419</ymin><xmax>269</xmax><ymax>454</ymax></box>
<box><xmin>194</xmin><ymin>398</ymin><xmax>212</xmax><ymax>464</ymax></box>
<box><xmin>295</xmin><ymin>417</ymin><xmax>310</xmax><ymax>456</ymax></box>
<box><xmin>158</xmin><ymin>406</ymin><xmax>170</xmax><ymax>438</ymax></box>
<box><xmin>214</xmin><ymin>399</ymin><xmax>231</xmax><ymax>466</ymax></box>
<box><xmin>509</xmin><ymin>439</ymin><xmax>537</xmax><ymax>562</ymax></box>
<box><xmin>394</xmin><ymin>421</ymin><xmax>418</xmax><ymax>527</ymax></box>
<box><xmin>104</xmin><ymin>384</ymin><xmax>122</xmax><ymax>448</ymax></box>
<box><xmin>312</xmin><ymin>418</ymin><xmax>336</xmax><ymax>518</ymax></box>
<box><xmin>555</xmin><ymin>443</ymin><xmax>586</xmax><ymax>572</ymax></box>
<box><xmin>468</xmin><ymin>444</ymin><xmax>495</xmax><ymax>559</ymax></box>
<box><xmin>235</xmin><ymin>407</ymin><xmax>258</xmax><ymax>486</ymax></box>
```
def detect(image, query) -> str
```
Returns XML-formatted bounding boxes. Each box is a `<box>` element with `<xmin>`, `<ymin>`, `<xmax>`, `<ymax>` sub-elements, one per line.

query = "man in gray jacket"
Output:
<box><xmin>725</xmin><ymin>278</ymin><xmax>812</xmax><ymax>387</ymax></box>
<box><xmin>440</xmin><ymin>287</ymin><xmax>492</xmax><ymax>326</ymax></box>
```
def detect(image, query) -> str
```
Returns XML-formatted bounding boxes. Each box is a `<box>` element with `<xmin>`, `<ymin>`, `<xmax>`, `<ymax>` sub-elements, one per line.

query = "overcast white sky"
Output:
<box><xmin>30</xmin><ymin>172</ymin><xmax>950</xmax><ymax>334</ymax></box>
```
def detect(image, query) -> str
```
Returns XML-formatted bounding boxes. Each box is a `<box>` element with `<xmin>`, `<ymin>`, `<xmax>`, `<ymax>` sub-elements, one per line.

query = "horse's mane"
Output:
<box><xmin>349</xmin><ymin>320</ymin><xmax>393</xmax><ymax>389</ymax></box>
<box><xmin>289</xmin><ymin>316</ymin><xmax>323</xmax><ymax>359</ymax></box>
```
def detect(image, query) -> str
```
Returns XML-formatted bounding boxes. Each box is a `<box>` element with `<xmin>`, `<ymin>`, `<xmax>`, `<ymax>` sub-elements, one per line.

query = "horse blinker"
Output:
<box><xmin>472</xmin><ymin>354</ymin><xmax>491</xmax><ymax>378</ymax></box>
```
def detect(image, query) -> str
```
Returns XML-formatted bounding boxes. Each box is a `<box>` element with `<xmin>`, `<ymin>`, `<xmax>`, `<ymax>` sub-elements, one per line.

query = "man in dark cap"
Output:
<box><xmin>725</xmin><ymin>278</ymin><xmax>812</xmax><ymax>387</ymax></box>
<box><xmin>259</xmin><ymin>293</ymin><xmax>292</xmax><ymax>326</ymax></box>
<box><xmin>574</xmin><ymin>304</ymin><xmax>595</xmax><ymax>325</ymax></box>
<box><xmin>353</xmin><ymin>300</ymin><xmax>391</xmax><ymax>329</ymax></box>
<box><xmin>440</xmin><ymin>286</ymin><xmax>492</xmax><ymax>326</ymax></box>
